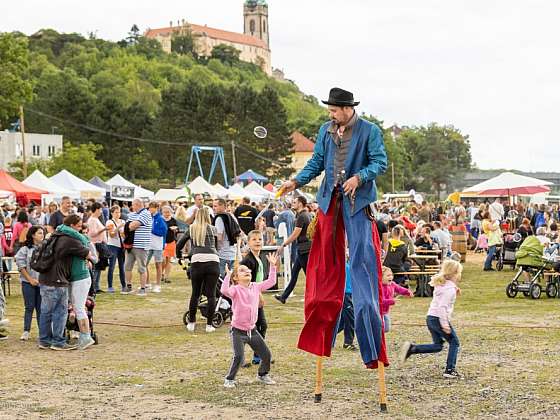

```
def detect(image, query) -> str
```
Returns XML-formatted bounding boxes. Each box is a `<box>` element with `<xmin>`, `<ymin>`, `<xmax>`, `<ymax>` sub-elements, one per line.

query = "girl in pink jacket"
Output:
<box><xmin>220</xmin><ymin>253</ymin><xmax>277</xmax><ymax>388</ymax></box>
<box><xmin>399</xmin><ymin>260</ymin><xmax>462</xmax><ymax>379</ymax></box>
<box><xmin>381</xmin><ymin>267</ymin><xmax>413</xmax><ymax>332</ymax></box>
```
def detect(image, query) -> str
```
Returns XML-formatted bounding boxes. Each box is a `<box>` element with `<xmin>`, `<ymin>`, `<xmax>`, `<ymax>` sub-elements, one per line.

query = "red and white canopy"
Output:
<box><xmin>464</xmin><ymin>172</ymin><xmax>553</xmax><ymax>196</ymax></box>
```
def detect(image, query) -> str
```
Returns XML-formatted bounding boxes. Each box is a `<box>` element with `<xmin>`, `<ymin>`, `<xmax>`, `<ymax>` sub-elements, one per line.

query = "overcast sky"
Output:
<box><xmin>5</xmin><ymin>0</ymin><xmax>559</xmax><ymax>172</ymax></box>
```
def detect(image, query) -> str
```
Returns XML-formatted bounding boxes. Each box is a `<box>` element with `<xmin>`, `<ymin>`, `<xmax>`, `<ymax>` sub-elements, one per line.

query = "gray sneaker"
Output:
<box><xmin>38</xmin><ymin>342</ymin><xmax>51</xmax><ymax>350</ymax></box>
<box><xmin>223</xmin><ymin>379</ymin><xmax>236</xmax><ymax>388</ymax></box>
<box><xmin>137</xmin><ymin>288</ymin><xmax>147</xmax><ymax>297</ymax></box>
<box><xmin>50</xmin><ymin>343</ymin><xmax>77</xmax><ymax>351</ymax></box>
<box><xmin>121</xmin><ymin>284</ymin><xmax>133</xmax><ymax>295</ymax></box>
<box><xmin>256</xmin><ymin>374</ymin><xmax>276</xmax><ymax>385</ymax></box>
<box><xmin>78</xmin><ymin>336</ymin><xmax>95</xmax><ymax>350</ymax></box>
<box><xmin>399</xmin><ymin>341</ymin><xmax>413</xmax><ymax>364</ymax></box>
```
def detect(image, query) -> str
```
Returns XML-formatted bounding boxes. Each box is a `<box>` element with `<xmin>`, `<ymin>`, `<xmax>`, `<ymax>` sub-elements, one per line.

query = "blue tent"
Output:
<box><xmin>236</xmin><ymin>169</ymin><xmax>268</xmax><ymax>185</ymax></box>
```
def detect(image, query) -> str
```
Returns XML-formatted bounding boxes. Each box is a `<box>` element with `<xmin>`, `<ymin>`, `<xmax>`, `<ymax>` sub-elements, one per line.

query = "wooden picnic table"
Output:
<box><xmin>406</xmin><ymin>254</ymin><xmax>441</xmax><ymax>297</ymax></box>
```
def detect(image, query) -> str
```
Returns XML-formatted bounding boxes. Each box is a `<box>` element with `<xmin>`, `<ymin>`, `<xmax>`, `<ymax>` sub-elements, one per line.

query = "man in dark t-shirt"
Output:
<box><xmin>234</xmin><ymin>197</ymin><xmax>259</xmax><ymax>235</ymax></box>
<box><xmin>48</xmin><ymin>196</ymin><xmax>73</xmax><ymax>233</ymax></box>
<box><xmin>275</xmin><ymin>196</ymin><xmax>312</xmax><ymax>304</ymax></box>
<box><xmin>261</xmin><ymin>204</ymin><xmax>276</xmax><ymax>228</ymax></box>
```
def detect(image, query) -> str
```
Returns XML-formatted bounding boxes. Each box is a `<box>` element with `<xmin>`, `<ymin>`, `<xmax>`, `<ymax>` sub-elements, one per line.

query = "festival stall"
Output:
<box><xmin>187</xmin><ymin>176</ymin><xmax>218</xmax><ymax>197</ymax></box>
<box><xmin>105</xmin><ymin>174</ymin><xmax>154</xmax><ymax>201</ymax></box>
<box><xmin>213</xmin><ymin>183</ymin><xmax>229</xmax><ymax>197</ymax></box>
<box><xmin>0</xmin><ymin>170</ymin><xmax>48</xmax><ymax>205</ymax></box>
<box><xmin>23</xmin><ymin>170</ymin><xmax>80</xmax><ymax>200</ymax></box>
<box><xmin>244</xmin><ymin>181</ymin><xmax>274</xmax><ymax>199</ymax></box>
<box><xmin>227</xmin><ymin>183</ymin><xmax>250</xmax><ymax>200</ymax></box>
<box><xmin>49</xmin><ymin>170</ymin><xmax>105</xmax><ymax>200</ymax></box>
<box><xmin>464</xmin><ymin>172</ymin><xmax>552</xmax><ymax>197</ymax></box>
<box><xmin>235</xmin><ymin>169</ymin><xmax>268</xmax><ymax>185</ymax></box>
<box><xmin>153</xmin><ymin>188</ymin><xmax>190</xmax><ymax>202</ymax></box>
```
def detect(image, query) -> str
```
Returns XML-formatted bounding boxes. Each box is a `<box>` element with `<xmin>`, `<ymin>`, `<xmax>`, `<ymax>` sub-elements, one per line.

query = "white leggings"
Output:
<box><xmin>70</xmin><ymin>278</ymin><xmax>91</xmax><ymax>321</ymax></box>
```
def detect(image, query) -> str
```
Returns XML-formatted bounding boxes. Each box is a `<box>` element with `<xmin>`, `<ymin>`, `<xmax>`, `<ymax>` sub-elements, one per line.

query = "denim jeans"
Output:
<box><xmin>107</xmin><ymin>245</ymin><xmax>126</xmax><ymax>290</ymax></box>
<box><xmin>22</xmin><ymin>281</ymin><xmax>41</xmax><ymax>332</ymax></box>
<box><xmin>383</xmin><ymin>314</ymin><xmax>391</xmax><ymax>333</ymax></box>
<box><xmin>39</xmin><ymin>285</ymin><xmax>69</xmax><ymax>347</ymax></box>
<box><xmin>410</xmin><ymin>315</ymin><xmax>460</xmax><ymax>370</ymax></box>
<box><xmin>484</xmin><ymin>245</ymin><xmax>497</xmax><ymax>269</ymax></box>
<box><xmin>279</xmin><ymin>251</ymin><xmax>309</xmax><ymax>300</ymax></box>
<box><xmin>334</xmin><ymin>293</ymin><xmax>355</xmax><ymax>346</ymax></box>
<box><xmin>219</xmin><ymin>258</ymin><xmax>234</xmax><ymax>279</ymax></box>
<box><xmin>92</xmin><ymin>269</ymin><xmax>102</xmax><ymax>292</ymax></box>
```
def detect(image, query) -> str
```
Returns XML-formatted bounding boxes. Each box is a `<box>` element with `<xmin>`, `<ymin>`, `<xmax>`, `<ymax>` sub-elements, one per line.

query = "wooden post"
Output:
<box><xmin>314</xmin><ymin>356</ymin><xmax>323</xmax><ymax>402</ymax></box>
<box><xmin>378</xmin><ymin>362</ymin><xmax>388</xmax><ymax>412</ymax></box>
<box><xmin>19</xmin><ymin>105</ymin><xmax>28</xmax><ymax>178</ymax></box>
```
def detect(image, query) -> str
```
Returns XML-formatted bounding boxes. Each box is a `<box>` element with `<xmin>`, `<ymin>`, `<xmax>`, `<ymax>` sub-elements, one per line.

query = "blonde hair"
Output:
<box><xmin>381</xmin><ymin>266</ymin><xmax>393</xmax><ymax>284</ymax></box>
<box><xmin>189</xmin><ymin>207</ymin><xmax>212</xmax><ymax>247</ymax></box>
<box><xmin>430</xmin><ymin>260</ymin><xmax>462</xmax><ymax>287</ymax></box>
<box><xmin>247</xmin><ymin>230</ymin><xmax>263</xmax><ymax>240</ymax></box>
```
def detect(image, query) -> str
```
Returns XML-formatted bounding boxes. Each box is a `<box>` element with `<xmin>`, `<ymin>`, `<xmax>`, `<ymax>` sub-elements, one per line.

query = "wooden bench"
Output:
<box><xmin>394</xmin><ymin>271</ymin><xmax>436</xmax><ymax>297</ymax></box>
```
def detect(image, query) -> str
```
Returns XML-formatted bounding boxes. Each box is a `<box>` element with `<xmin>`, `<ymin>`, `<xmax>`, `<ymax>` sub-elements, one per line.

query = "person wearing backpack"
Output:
<box><xmin>36</xmin><ymin>214</ymin><xmax>91</xmax><ymax>351</ymax></box>
<box><xmin>87</xmin><ymin>203</ymin><xmax>109</xmax><ymax>293</ymax></box>
<box><xmin>12</xmin><ymin>211</ymin><xmax>31</xmax><ymax>255</ymax></box>
<box><xmin>213</xmin><ymin>198</ymin><xmax>241</xmax><ymax>277</ymax></box>
<box><xmin>146</xmin><ymin>202</ymin><xmax>167</xmax><ymax>293</ymax></box>
<box><xmin>106</xmin><ymin>205</ymin><xmax>126</xmax><ymax>294</ymax></box>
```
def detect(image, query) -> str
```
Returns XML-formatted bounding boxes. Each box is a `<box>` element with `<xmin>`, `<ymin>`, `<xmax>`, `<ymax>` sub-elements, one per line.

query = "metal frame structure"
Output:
<box><xmin>185</xmin><ymin>146</ymin><xmax>229</xmax><ymax>186</ymax></box>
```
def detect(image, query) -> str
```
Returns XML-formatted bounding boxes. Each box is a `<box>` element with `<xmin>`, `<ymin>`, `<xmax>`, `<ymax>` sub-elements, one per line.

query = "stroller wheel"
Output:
<box><xmin>530</xmin><ymin>283</ymin><xmax>542</xmax><ymax>299</ymax></box>
<box><xmin>211</xmin><ymin>312</ymin><xmax>224</xmax><ymax>328</ymax></box>
<box><xmin>506</xmin><ymin>283</ymin><xmax>518</xmax><ymax>298</ymax></box>
<box><xmin>182</xmin><ymin>311</ymin><xmax>190</xmax><ymax>326</ymax></box>
<box><xmin>546</xmin><ymin>282</ymin><xmax>558</xmax><ymax>298</ymax></box>
<box><xmin>496</xmin><ymin>260</ymin><xmax>504</xmax><ymax>271</ymax></box>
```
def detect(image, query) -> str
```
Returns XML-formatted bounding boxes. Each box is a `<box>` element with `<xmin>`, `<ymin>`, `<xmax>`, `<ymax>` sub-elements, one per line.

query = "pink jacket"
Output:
<box><xmin>381</xmin><ymin>281</ymin><xmax>411</xmax><ymax>315</ymax></box>
<box><xmin>221</xmin><ymin>267</ymin><xmax>277</xmax><ymax>331</ymax></box>
<box><xmin>427</xmin><ymin>280</ymin><xmax>458</xmax><ymax>328</ymax></box>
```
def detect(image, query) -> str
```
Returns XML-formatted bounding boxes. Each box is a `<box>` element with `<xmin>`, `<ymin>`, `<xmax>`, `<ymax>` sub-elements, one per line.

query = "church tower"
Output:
<box><xmin>243</xmin><ymin>0</ymin><xmax>269</xmax><ymax>48</ymax></box>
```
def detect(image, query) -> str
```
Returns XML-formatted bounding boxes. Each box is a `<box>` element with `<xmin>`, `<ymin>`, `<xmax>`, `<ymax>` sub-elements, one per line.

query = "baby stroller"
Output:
<box><xmin>474</xmin><ymin>233</ymin><xmax>488</xmax><ymax>254</ymax></box>
<box><xmin>180</xmin><ymin>259</ymin><xmax>232</xmax><ymax>329</ymax></box>
<box><xmin>497</xmin><ymin>233</ymin><xmax>523</xmax><ymax>271</ymax></box>
<box><xmin>66</xmin><ymin>285</ymin><xmax>98</xmax><ymax>344</ymax></box>
<box><xmin>505</xmin><ymin>236</ymin><xmax>557</xmax><ymax>299</ymax></box>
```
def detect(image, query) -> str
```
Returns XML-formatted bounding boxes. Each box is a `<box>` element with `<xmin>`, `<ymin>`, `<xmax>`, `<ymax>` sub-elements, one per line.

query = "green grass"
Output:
<box><xmin>1</xmin><ymin>255</ymin><xmax>560</xmax><ymax>419</ymax></box>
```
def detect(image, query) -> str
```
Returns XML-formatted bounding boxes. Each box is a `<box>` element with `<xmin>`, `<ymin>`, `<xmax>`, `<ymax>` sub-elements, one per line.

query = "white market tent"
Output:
<box><xmin>464</xmin><ymin>172</ymin><xmax>553</xmax><ymax>196</ymax></box>
<box><xmin>244</xmin><ymin>181</ymin><xmax>274</xmax><ymax>198</ymax></box>
<box><xmin>187</xmin><ymin>176</ymin><xmax>218</xmax><ymax>197</ymax></box>
<box><xmin>153</xmin><ymin>188</ymin><xmax>190</xmax><ymax>202</ymax></box>
<box><xmin>23</xmin><ymin>170</ymin><xmax>80</xmax><ymax>199</ymax></box>
<box><xmin>213</xmin><ymin>183</ymin><xmax>229</xmax><ymax>197</ymax></box>
<box><xmin>106</xmin><ymin>174</ymin><xmax>154</xmax><ymax>200</ymax></box>
<box><xmin>227</xmin><ymin>183</ymin><xmax>249</xmax><ymax>200</ymax></box>
<box><xmin>49</xmin><ymin>170</ymin><xmax>105</xmax><ymax>199</ymax></box>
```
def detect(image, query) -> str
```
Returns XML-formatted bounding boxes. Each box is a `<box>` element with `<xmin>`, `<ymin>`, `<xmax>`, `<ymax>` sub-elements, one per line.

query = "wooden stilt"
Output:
<box><xmin>378</xmin><ymin>362</ymin><xmax>388</xmax><ymax>412</ymax></box>
<box><xmin>314</xmin><ymin>356</ymin><xmax>323</xmax><ymax>402</ymax></box>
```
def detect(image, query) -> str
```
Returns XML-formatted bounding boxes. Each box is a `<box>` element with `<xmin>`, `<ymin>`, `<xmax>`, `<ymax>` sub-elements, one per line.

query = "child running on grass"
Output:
<box><xmin>221</xmin><ymin>252</ymin><xmax>278</xmax><ymax>388</ymax></box>
<box><xmin>399</xmin><ymin>259</ymin><xmax>462</xmax><ymax>379</ymax></box>
<box><xmin>381</xmin><ymin>266</ymin><xmax>413</xmax><ymax>332</ymax></box>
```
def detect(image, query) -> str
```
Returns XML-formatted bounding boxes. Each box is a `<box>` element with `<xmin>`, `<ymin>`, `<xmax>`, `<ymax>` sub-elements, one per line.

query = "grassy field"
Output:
<box><xmin>1</xmin><ymin>253</ymin><xmax>559</xmax><ymax>419</ymax></box>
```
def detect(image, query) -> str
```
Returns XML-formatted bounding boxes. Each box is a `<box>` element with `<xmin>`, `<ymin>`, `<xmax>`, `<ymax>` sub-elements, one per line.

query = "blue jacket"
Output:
<box><xmin>295</xmin><ymin>117</ymin><xmax>387</xmax><ymax>216</ymax></box>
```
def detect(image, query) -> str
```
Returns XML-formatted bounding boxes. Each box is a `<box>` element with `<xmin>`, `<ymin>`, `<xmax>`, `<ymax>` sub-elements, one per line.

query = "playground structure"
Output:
<box><xmin>185</xmin><ymin>146</ymin><xmax>229</xmax><ymax>187</ymax></box>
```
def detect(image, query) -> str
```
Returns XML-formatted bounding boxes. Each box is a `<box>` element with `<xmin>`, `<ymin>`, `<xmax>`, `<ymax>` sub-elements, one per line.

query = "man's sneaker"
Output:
<box><xmin>152</xmin><ymin>285</ymin><xmax>161</xmax><ymax>293</ymax></box>
<box><xmin>50</xmin><ymin>343</ymin><xmax>77</xmax><ymax>351</ymax></box>
<box><xmin>20</xmin><ymin>331</ymin><xmax>30</xmax><ymax>341</ymax></box>
<box><xmin>107</xmin><ymin>287</ymin><xmax>115</xmax><ymax>293</ymax></box>
<box><xmin>0</xmin><ymin>319</ymin><xmax>10</xmax><ymax>327</ymax></box>
<box><xmin>186</xmin><ymin>322</ymin><xmax>196</xmax><ymax>332</ymax></box>
<box><xmin>38</xmin><ymin>342</ymin><xmax>51</xmax><ymax>350</ymax></box>
<box><xmin>274</xmin><ymin>294</ymin><xmax>286</xmax><ymax>304</ymax></box>
<box><xmin>137</xmin><ymin>288</ymin><xmax>147</xmax><ymax>297</ymax></box>
<box><xmin>205</xmin><ymin>325</ymin><xmax>216</xmax><ymax>333</ymax></box>
<box><xmin>0</xmin><ymin>333</ymin><xmax>8</xmax><ymax>341</ymax></box>
<box><xmin>443</xmin><ymin>369</ymin><xmax>461</xmax><ymax>379</ymax></box>
<box><xmin>96</xmin><ymin>289</ymin><xmax>105</xmax><ymax>293</ymax></box>
<box><xmin>343</xmin><ymin>343</ymin><xmax>358</xmax><ymax>351</ymax></box>
<box><xmin>399</xmin><ymin>341</ymin><xmax>414</xmax><ymax>364</ymax></box>
<box><xmin>252</xmin><ymin>356</ymin><xmax>261</xmax><ymax>365</ymax></box>
<box><xmin>256</xmin><ymin>374</ymin><xmax>276</xmax><ymax>385</ymax></box>
<box><xmin>224</xmin><ymin>379</ymin><xmax>236</xmax><ymax>388</ymax></box>
<box><xmin>78</xmin><ymin>336</ymin><xmax>95</xmax><ymax>350</ymax></box>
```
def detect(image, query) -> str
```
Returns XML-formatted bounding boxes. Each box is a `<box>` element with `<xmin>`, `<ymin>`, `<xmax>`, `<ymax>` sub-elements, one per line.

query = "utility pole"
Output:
<box><xmin>391</xmin><ymin>162</ymin><xmax>395</xmax><ymax>193</ymax></box>
<box><xmin>231</xmin><ymin>138</ymin><xmax>238</xmax><ymax>181</ymax></box>
<box><xmin>19</xmin><ymin>106</ymin><xmax>28</xmax><ymax>178</ymax></box>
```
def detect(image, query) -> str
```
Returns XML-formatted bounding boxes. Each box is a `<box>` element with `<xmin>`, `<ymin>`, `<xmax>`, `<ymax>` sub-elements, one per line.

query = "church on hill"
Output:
<box><xmin>145</xmin><ymin>0</ymin><xmax>272</xmax><ymax>74</ymax></box>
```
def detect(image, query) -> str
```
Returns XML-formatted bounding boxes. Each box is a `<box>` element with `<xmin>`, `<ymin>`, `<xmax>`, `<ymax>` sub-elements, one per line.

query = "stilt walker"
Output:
<box><xmin>279</xmin><ymin>87</ymin><xmax>389</xmax><ymax>409</ymax></box>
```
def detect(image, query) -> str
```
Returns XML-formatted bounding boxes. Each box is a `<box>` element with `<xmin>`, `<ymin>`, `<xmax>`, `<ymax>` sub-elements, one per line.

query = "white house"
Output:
<box><xmin>0</xmin><ymin>131</ymin><xmax>63</xmax><ymax>171</ymax></box>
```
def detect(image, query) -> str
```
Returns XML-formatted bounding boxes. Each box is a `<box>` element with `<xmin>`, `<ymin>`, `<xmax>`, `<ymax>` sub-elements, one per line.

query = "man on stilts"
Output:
<box><xmin>279</xmin><ymin>87</ymin><xmax>389</xmax><ymax>406</ymax></box>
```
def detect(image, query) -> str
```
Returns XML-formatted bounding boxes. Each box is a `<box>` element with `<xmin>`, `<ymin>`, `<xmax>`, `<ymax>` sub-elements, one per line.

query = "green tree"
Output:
<box><xmin>49</xmin><ymin>142</ymin><xmax>109</xmax><ymax>180</ymax></box>
<box><xmin>171</xmin><ymin>28</ymin><xmax>198</xmax><ymax>57</ymax></box>
<box><xmin>0</xmin><ymin>33</ymin><xmax>34</xmax><ymax>128</ymax></box>
<box><xmin>8</xmin><ymin>158</ymin><xmax>52</xmax><ymax>179</ymax></box>
<box><xmin>127</xmin><ymin>24</ymin><xmax>141</xmax><ymax>45</ymax></box>
<box><xmin>211</xmin><ymin>44</ymin><xmax>240</xmax><ymax>65</ymax></box>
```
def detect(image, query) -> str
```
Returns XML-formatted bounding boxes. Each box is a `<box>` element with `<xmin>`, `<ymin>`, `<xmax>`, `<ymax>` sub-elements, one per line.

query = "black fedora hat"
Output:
<box><xmin>321</xmin><ymin>87</ymin><xmax>360</xmax><ymax>107</ymax></box>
